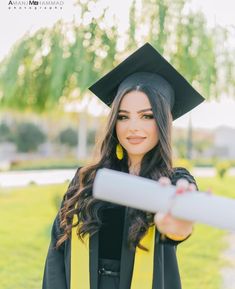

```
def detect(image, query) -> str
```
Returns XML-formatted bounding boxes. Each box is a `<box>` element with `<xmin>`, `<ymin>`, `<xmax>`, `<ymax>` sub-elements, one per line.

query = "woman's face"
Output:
<box><xmin>116</xmin><ymin>90</ymin><xmax>159</xmax><ymax>163</ymax></box>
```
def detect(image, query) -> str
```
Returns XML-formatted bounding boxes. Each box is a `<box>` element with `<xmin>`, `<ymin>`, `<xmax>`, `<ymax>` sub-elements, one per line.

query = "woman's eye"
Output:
<box><xmin>142</xmin><ymin>114</ymin><xmax>154</xmax><ymax>119</ymax></box>
<box><xmin>117</xmin><ymin>115</ymin><xmax>128</xmax><ymax>120</ymax></box>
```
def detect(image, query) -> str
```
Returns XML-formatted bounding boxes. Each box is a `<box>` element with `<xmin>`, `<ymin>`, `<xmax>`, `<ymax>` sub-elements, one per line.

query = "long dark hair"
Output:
<box><xmin>57</xmin><ymin>84</ymin><xmax>173</xmax><ymax>249</ymax></box>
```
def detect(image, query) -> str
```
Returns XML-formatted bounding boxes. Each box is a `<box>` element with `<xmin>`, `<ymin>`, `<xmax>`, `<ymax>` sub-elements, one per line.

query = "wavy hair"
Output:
<box><xmin>57</xmin><ymin>84</ymin><xmax>173</xmax><ymax>250</ymax></box>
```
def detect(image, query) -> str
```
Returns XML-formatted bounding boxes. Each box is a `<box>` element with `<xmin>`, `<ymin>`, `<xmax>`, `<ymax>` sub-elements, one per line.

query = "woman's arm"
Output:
<box><xmin>155</xmin><ymin>167</ymin><xmax>198</xmax><ymax>244</ymax></box>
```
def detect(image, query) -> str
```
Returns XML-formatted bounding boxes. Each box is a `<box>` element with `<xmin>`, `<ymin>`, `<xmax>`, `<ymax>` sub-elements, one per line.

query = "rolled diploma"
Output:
<box><xmin>93</xmin><ymin>168</ymin><xmax>235</xmax><ymax>231</ymax></box>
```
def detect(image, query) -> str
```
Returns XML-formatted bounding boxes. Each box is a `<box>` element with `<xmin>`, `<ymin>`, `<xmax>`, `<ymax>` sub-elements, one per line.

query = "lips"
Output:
<box><xmin>127</xmin><ymin>136</ymin><xmax>146</xmax><ymax>144</ymax></box>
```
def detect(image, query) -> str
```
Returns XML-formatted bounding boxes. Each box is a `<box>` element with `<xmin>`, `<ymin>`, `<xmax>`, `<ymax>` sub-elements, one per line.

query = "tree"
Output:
<box><xmin>0</xmin><ymin>122</ymin><xmax>12</xmax><ymax>142</ymax></box>
<box><xmin>127</xmin><ymin>0</ymin><xmax>224</xmax><ymax>159</ymax></box>
<box><xmin>0</xmin><ymin>0</ymin><xmax>118</xmax><ymax>159</ymax></box>
<box><xmin>1</xmin><ymin>0</ymin><xmax>235</xmax><ymax>160</ymax></box>
<box><xmin>58</xmin><ymin>128</ymin><xmax>78</xmax><ymax>147</ymax></box>
<box><xmin>14</xmin><ymin>122</ymin><xmax>46</xmax><ymax>152</ymax></box>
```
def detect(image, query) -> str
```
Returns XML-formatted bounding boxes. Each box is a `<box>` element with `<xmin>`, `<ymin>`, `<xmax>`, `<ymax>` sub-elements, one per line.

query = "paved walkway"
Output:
<box><xmin>1</xmin><ymin>167</ymin><xmax>235</xmax><ymax>187</ymax></box>
<box><xmin>0</xmin><ymin>169</ymin><xmax>76</xmax><ymax>187</ymax></box>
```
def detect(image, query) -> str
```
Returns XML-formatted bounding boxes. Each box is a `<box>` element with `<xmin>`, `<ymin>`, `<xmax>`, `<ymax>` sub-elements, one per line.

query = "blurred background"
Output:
<box><xmin>1</xmin><ymin>0</ymin><xmax>235</xmax><ymax>288</ymax></box>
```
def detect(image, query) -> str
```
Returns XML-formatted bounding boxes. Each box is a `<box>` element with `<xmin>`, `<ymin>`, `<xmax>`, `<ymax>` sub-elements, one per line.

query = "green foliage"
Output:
<box><xmin>173</xmin><ymin>158</ymin><xmax>193</xmax><ymax>171</ymax></box>
<box><xmin>10</xmin><ymin>158</ymin><xmax>85</xmax><ymax>171</ymax></box>
<box><xmin>58</xmin><ymin>127</ymin><xmax>78</xmax><ymax>147</ymax></box>
<box><xmin>87</xmin><ymin>129</ymin><xmax>96</xmax><ymax>146</ymax></box>
<box><xmin>128</xmin><ymin>0</ymin><xmax>234</xmax><ymax>100</ymax></box>
<box><xmin>13</xmin><ymin>122</ymin><xmax>46</xmax><ymax>152</ymax></box>
<box><xmin>127</xmin><ymin>0</ymin><xmax>138</xmax><ymax>51</ymax></box>
<box><xmin>0</xmin><ymin>122</ymin><xmax>12</xmax><ymax>142</ymax></box>
<box><xmin>193</xmin><ymin>158</ymin><xmax>214</xmax><ymax>167</ymax></box>
<box><xmin>0</xmin><ymin>2</ymin><xmax>118</xmax><ymax>112</ymax></box>
<box><xmin>193</xmin><ymin>138</ymin><xmax>213</xmax><ymax>155</ymax></box>
<box><xmin>173</xmin><ymin>138</ymin><xmax>187</xmax><ymax>158</ymax></box>
<box><xmin>215</xmin><ymin>161</ymin><xmax>231</xmax><ymax>179</ymax></box>
<box><xmin>0</xmin><ymin>0</ymin><xmax>234</xmax><ymax>114</ymax></box>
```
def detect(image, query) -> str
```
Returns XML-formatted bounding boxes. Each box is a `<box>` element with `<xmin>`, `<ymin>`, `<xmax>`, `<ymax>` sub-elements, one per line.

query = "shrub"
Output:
<box><xmin>14</xmin><ymin>122</ymin><xmax>46</xmax><ymax>152</ymax></box>
<box><xmin>87</xmin><ymin>129</ymin><xmax>96</xmax><ymax>146</ymax></box>
<box><xmin>0</xmin><ymin>122</ymin><xmax>12</xmax><ymax>142</ymax></box>
<box><xmin>173</xmin><ymin>158</ymin><xmax>193</xmax><ymax>171</ymax></box>
<box><xmin>58</xmin><ymin>128</ymin><xmax>77</xmax><ymax>147</ymax></box>
<box><xmin>215</xmin><ymin>161</ymin><xmax>231</xmax><ymax>179</ymax></box>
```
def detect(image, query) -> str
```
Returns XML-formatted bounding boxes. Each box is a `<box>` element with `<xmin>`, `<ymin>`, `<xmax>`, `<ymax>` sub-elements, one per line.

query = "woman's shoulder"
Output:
<box><xmin>62</xmin><ymin>166</ymin><xmax>82</xmax><ymax>202</ymax></box>
<box><xmin>54</xmin><ymin>167</ymin><xmax>82</xmax><ymax>239</ymax></box>
<box><xmin>170</xmin><ymin>166</ymin><xmax>198</xmax><ymax>188</ymax></box>
<box><xmin>68</xmin><ymin>166</ymin><xmax>82</xmax><ymax>188</ymax></box>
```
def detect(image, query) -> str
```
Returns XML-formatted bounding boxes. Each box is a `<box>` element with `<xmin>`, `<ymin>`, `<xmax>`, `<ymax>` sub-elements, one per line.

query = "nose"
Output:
<box><xmin>128</xmin><ymin>118</ymin><xmax>140</xmax><ymax>131</ymax></box>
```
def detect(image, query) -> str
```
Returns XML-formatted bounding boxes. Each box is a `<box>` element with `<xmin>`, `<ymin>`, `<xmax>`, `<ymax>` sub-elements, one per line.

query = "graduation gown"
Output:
<box><xmin>42</xmin><ymin>167</ymin><xmax>197</xmax><ymax>289</ymax></box>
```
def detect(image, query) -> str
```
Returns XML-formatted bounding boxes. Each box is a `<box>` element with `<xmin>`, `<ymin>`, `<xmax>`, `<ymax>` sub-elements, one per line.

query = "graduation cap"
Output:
<box><xmin>89</xmin><ymin>43</ymin><xmax>205</xmax><ymax>120</ymax></box>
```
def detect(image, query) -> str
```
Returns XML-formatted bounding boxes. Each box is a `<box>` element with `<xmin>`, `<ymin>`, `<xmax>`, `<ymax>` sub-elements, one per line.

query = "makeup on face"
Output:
<box><xmin>116</xmin><ymin>91</ymin><xmax>159</xmax><ymax>164</ymax></box>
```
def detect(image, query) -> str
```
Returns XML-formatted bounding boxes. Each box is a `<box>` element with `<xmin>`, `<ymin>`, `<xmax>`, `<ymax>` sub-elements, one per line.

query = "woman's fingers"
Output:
<box><xmin>176</xmin><ymin>178</ymin><xmax>189</xmax><ymax>189</ymax></box>
<box><xmin>158</xmin><ymin>177</ymin><xmax>197</xmax><ymax>195</ymax></box>
<box><xmin>175</xmin><ymin>178</ymin><xmax>196</xmax><ymax>194</ymax></box>
<box><xmin>159</xmin><ymin>177</ymin><xmax>197</xmax><ymax>192</ymax></box>
<box><xmin>155</xmin><ymin>178</ymin><xmax>196</xmax><ymax>236</ymax></box>
<box><xmin>154</xmin><ymin>212</ymin><xmax>193</xmax><ymax>236</ymax></box>
<box><xmin>158</xmin><ymin>176</ymin><xmax>171</xmax><ymax>186</ymax></box>
<box><xmin>154</xmin><ymin>212</ymin><xmax>169</xmax><ymax>230</ymax></box>
<box><xmin>206</xmin><ymin>188</ymin><xmax>213</xmax><ymax>195</ymax></box>
<box><xmin>188</xmin><ymin>183</ymin><xmax>197</xmax><ymax>191</ymax></box>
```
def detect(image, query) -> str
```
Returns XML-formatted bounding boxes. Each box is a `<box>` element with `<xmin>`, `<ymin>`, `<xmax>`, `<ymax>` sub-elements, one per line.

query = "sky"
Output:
<box><xmin>0</xmin><ymin>0</ymin><xmax>235</xmax><ymax>130</ymax></box>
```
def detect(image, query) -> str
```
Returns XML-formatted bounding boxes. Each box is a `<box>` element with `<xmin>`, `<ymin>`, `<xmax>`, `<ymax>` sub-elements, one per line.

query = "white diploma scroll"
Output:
<box><xmin>93</xmin><ymin>168</ymin><xmax>235</xmax><ymax>231</ymax></box>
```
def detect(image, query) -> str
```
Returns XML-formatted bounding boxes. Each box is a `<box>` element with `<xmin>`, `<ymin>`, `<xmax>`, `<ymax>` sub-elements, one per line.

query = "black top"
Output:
<box><xmin>99</xmin><ymin>205</ymin><xmax>125</xmax><ymax>260</ymax></box>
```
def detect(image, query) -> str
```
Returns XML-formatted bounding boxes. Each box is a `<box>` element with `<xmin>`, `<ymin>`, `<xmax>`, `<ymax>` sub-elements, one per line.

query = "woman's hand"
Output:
<box><xmin>154</xmin><ymin>177</ymin><xmax>197</xmax><ymax>239</ymax></box>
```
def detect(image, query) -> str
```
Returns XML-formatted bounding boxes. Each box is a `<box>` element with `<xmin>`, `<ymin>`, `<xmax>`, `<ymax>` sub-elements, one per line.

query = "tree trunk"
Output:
<box><xmin>186</xmin><ymin>113</ymin><xmax>193</xmax><ymax>160</ymax></box>
<box><xmin>77</xmin><ymin>111</ymin><xmax>87</xmax><ymax>160</ymax></box>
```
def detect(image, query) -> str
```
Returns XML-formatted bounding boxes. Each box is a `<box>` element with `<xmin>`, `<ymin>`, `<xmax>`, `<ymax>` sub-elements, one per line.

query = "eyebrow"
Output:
<box><xmin>118</xmin><ymin>108</ymin><xmax>152</xmax><ymax>114</ymax></box>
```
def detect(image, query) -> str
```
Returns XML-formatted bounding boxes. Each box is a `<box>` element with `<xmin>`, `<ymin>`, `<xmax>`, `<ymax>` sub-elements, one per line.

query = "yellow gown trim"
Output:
<box><xmin>130</xmin><ymin>225</ymin><xmax>156</xmax><ymax>289</ymax></box>
<box><xmin>71</xmin><ymin>215</ymin><xmax>156</xmax><ymax>289</ymax></box>
<box><xmin>71</xmin><ymin>214</ymin><xmax>90</xmax><ymax>289</ymax></box>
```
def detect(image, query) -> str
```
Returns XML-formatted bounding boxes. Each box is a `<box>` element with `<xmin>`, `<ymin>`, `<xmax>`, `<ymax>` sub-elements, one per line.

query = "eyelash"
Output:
<box><xmin>117</xmin><ymin>114</ymin><xmax>154</xmax><ymax>120</ymax></box>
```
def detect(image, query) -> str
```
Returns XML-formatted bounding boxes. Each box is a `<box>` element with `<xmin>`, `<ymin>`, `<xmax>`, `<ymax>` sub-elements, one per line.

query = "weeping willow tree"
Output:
<box><xmin>0</xmin><ymin>4</ymin><xmax>118</xmax><ymax>111</ymax></box>
<box><xmin>0</xmin><ymin>0</ymin><xmax>235</xmax><ymax>159</ymax></box>
<box><xmin>126</xmin><ymin>0</ymin><xmax>219</xmax><ymax>98</ymax></box>
<box><xmin>0</xmin><ymin>0</ymin><xmax>118</xmax><ymax>158</ymax></box>
<box><xmin>125</xmin><ymin>0</ymin><xmax>235</xmax><ymax>159</ymax></box>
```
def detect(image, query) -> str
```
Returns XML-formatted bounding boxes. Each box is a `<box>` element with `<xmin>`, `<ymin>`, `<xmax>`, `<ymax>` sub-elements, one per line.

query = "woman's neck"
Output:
<box><xmin>128</xmin><ymin>157</ymin><xmax>142</xmax><ymax>175</ymax></box>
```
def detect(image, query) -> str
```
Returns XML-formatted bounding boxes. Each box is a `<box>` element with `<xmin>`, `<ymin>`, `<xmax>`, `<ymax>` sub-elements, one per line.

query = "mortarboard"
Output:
<box><xmin>89</xmin><ymin>43</ymin><xmax>205</xmax><ymax>120</ymax></box>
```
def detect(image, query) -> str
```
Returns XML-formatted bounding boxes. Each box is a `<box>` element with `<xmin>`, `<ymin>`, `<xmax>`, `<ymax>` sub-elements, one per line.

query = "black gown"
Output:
<box><xmin>42</xmin><ymin>167</ymin><xmax>197</xmax><ymax>289</ymax></box>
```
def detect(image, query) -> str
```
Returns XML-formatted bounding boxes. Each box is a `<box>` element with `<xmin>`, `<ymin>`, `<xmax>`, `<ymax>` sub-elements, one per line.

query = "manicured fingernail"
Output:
<box><xmin>176</xmin><ymin>178</ymin><xmax>188</xmax><ymax>189</ymax></box>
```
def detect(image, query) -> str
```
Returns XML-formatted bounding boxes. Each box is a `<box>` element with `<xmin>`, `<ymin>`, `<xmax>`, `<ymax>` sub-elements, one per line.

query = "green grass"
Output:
<box><xmin>0</xmin><ymin>183</ymin><xmax>68</xmax><ymax>289</ymax></box>
<box><xmin>9</xmin><ymin>158</ymin><xmax>85</xmax><ymax>171</ymax></box>
<box><xmin>178</xmin><ymin>175</ymin><xmax>235</xmax><ymax>289</ymax></box>
<box><xmin>178</xmin><ymin>224</ymin><xmax>226</xmax><ymax>289</ymax></box>
<box><xmin>0</xmin><ymin>175</ymin><xmax>234</xmax><ymax>289</ymax></box>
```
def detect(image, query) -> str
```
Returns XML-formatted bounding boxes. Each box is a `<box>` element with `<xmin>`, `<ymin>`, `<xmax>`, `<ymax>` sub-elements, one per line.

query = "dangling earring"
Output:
<box><xmin>116</xmin><ymin>143</ymin><xmax>124</xmax><ymax>160</ymax></box>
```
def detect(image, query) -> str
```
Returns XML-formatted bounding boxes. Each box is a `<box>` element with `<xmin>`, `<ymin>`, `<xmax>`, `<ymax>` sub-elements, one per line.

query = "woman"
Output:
<box><xmin>42</xmin><ymin>43</ymin><xmax>204</xmax><ymax>289</ymax></box>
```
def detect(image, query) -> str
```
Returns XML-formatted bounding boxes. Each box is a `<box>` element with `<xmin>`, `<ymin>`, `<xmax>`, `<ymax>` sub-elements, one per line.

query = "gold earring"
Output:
<box><xmin>116</xmin><ymin>143</ymin><xmax>124</xmax><ymax>160</ymax></box>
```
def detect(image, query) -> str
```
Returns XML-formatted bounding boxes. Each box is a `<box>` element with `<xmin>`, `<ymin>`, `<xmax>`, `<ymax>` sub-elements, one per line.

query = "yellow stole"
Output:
<box><xmin>71</xmin><ymin>216</ymin><xmax>156</xmax><ymax>289</ymax></box>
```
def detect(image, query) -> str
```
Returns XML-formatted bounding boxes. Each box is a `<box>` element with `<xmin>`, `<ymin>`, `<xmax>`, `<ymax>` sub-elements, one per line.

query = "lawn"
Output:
<box><xmin>0</xmin><ymin>175</ymin><xmax>234</xmax><ymax>289</ymax></box>
<box><xmin>178</xmin><ymin>176</ymin><xmax>235</xmax><ymax>289</ymax></box>
<box><xmin>0</xmin><ymin>182</ymin><xmax>67</xmax><ymax>289</ymax></box>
